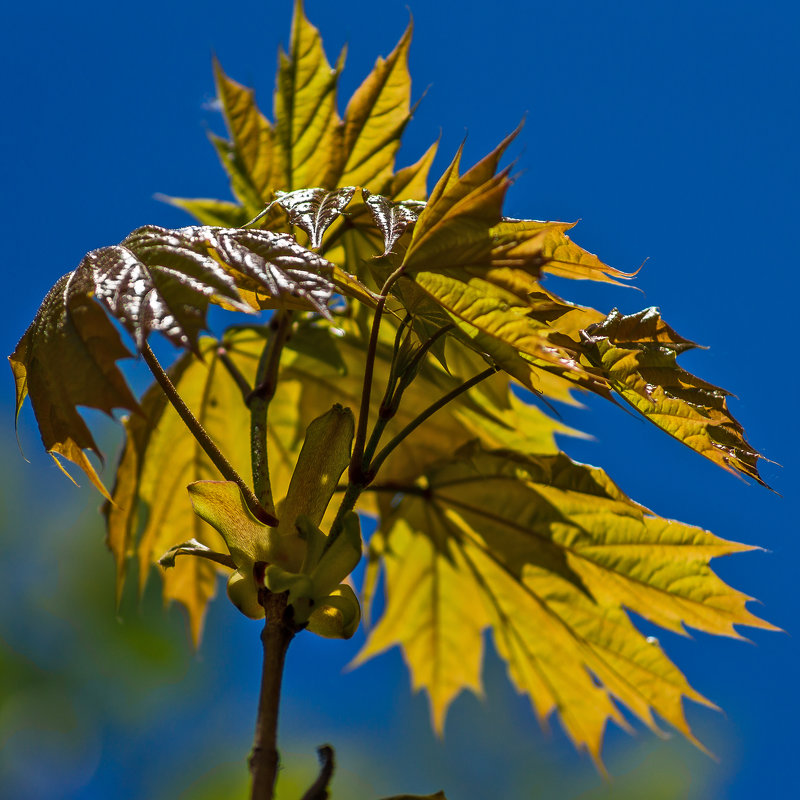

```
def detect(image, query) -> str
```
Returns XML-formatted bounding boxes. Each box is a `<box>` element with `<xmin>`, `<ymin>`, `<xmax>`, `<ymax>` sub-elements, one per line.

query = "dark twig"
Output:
<box><xmin>349</xmin><ymin>265</ymin><xmax>407</xmax><ymax>485</ymax></box>
<box><xmin>300</xmin><ymin>745</ymin><xmax>335</xmax><ymax>800</ymax></box>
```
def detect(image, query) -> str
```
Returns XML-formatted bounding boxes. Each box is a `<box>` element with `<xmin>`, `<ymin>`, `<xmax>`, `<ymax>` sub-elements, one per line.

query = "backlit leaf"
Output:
<box><xmin>156</xmin><ymin>196</ymin><xmax>251</xmax><ymax>229</ymax></box>
<box><xmin>581</xmin><ymin>307</ymin><xmax>767</xmax><ymax>485</ymax></box>
<box><xmin>359</xmin><ymin>444</ymin><xmax>774</xmax><ymax>764</ymax></box>
<box><xmin>167</xmin><ymin>1</ymin><xmax>437</xmax><ymax>267</ymax></box>
<box><xmin>395</xmin><ymin>139</ymin><xmax>612</xmax><ymax>396</ymax></box>
<box><xmin>274</xmin><ymin>0</ymin><xmax>343</xmax><ymax>190</ymax></box>
<box><xmin>9</xmin><ymin>272</ymin><xmax>140</xmax><ymax>499</ymax></box>
<box><xmin>213</xmin><ymin>56</ymin><xmax>275</xmax><ymax>201</ymax></box>
<box><xmin>499</xmin><ymin>218</ymin><xmax>636</xmax><ymax>285</ymax></box>
<box><xmin>281</xmin><ymin>320</ymin><xmax>570</xmax><ymax>497</ymax></box>
<box><xmin>330</xmin><ymin>21</ymin><xmax>414</xmax><ymax>188</ymax></box>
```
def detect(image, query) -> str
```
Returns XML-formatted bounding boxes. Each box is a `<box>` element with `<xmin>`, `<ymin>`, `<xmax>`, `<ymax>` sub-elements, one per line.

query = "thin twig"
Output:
<box><xmin>367</xmin><ymin>366</ymin><xmax>498</xmax><ymax>479</ymax></box>
<box><xmin>300</xmin><ymin>745</ymin><xmax>335</xmax><ymax>800</ymax></box>
<box><xmin>140</xmin><ymin>342</ymin><xmax>277</xmax><ymax>526</ymax></box>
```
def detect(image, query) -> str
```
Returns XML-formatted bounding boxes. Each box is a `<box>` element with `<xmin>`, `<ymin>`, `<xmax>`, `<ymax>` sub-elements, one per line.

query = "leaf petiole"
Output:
<box><xmin>140</xmin><ymin>342</ymin><xmax>278</xmax><ymax>526</ymax></box>
<box><xmin>367</xmin><ymin>366</ymin><xmax>498</xmax><ymax>479</ymax></box>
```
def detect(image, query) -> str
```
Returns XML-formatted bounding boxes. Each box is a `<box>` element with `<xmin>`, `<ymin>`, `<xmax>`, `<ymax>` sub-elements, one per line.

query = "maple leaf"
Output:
<box><xmin>161</xmin><ymin>0</ymin><xmax>437</xmax><ymax>283</ymax></box>
<box><xmin>9</xmin><ymin>272</ymin><xmax>140</xmax><ymax>499</ymax></box>
<box><xmin>581</xmin><ymin>307</ymin><xmax>768</xmax><ymax>486</ymax></box>
<box><xmin>357</xmin><ymin>443</ymin><xmax>775</xmax><ymax>766</ymax></box>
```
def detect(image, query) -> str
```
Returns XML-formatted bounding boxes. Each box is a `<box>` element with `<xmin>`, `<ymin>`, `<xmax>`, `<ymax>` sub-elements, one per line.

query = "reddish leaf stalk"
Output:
<box><xmin>140</xmin><ymin>342</ymin><xmax>277</xmax><ymax>525</ymax></box>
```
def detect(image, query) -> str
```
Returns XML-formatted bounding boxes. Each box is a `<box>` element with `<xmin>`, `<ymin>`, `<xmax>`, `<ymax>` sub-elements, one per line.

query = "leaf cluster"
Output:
<box><xmin>8</xmin><ymin>0</ymin><xmax>773</xmax><ymax>768</ymax></box>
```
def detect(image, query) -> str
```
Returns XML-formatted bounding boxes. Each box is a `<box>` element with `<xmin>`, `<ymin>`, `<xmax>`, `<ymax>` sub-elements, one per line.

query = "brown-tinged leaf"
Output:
<box><xmin>386</xmin><ymin>139</ymin><xmax>628</xmax><ymax>399</ymax></box>
<box><xmin>87</xmin><ymin>225</ymin><xmax>248</xmax><ymax>350</ymax></box>
<box><xmin>581</xmin><ymin>307</ymin><xmax>767</xmax><ymax>485</ymax></box>
<box><xmin>499</xmin><ymin>218</ymin><xmax>636</xmax><ymax>285</ymax></box>
<box><xmin>271</xmin><ymin>187</ymin><xmax>356</xmax><ymax>249</ymax></box>
<box><xmin>362</xmin><ymin>190</ymin><xmax>424</xmax><ymax>255</ymax></box>
<box><xmin>199</xmin><ymin>227</ymin><xmax>336</xmax><ymax>317</ymax></box>
<box><xmin>358</xmin><ymin>443</ymin><xmax>774</xmax><ymax>765</ymax></box>
<box><xmin>9</xmin><ymin>272</ymin><xmax>140</xmax><ymax>500</ymax></box>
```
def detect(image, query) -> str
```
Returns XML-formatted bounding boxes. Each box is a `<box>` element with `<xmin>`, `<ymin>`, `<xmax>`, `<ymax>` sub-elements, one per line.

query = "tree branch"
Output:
<box><xmin>249</xmin><ymin>590</ymin><xmax>294</xmax><ymax>800</ymax></box>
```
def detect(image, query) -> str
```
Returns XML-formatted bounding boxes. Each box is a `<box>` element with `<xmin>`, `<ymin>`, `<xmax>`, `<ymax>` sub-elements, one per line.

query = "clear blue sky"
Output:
<box><xmin>1</xmin><ymin>1</ymin><xmax>798</xmax><ymax>798</ymax></box>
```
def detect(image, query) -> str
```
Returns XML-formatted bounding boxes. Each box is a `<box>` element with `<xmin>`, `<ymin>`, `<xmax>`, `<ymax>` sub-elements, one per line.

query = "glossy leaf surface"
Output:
<box><xmin>10</xmin><ymin>272</ymin><xmax>140</xmax><ymax>498</ymax></box>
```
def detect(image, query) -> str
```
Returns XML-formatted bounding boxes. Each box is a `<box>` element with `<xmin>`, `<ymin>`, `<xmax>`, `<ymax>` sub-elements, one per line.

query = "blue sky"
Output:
<box><xmin>1</xmin><ymin>1</ymin><xmax>798</xmax><ymax>798</ymax></box>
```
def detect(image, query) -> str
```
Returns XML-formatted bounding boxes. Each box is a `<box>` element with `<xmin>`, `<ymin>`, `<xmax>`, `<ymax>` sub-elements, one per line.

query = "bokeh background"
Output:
<box><xmin>1</xmin><ymin>1</ymin><xmax>797</xmax><ymax>797</ymax></box>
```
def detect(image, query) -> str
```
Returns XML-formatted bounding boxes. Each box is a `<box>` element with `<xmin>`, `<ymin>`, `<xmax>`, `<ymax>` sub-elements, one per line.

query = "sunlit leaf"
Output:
<box><xmin>359</xmin><ymin>443</ymin><xmax>774</xmax><ymax>765</ymax></box>
<box><xmin>200</xmin><ymin>227</ymin><xmax>336</xmax><ymax>317</ymax></box>
<box><xmin>581</xmin><ymin>307</ymin><xmax>768</xmax><ymax>485</ymax></box>
<box><xmin>167</xmin><ymin>5</ymin><xmax>438</xmax><ymax>275</ymax></box>
<box><xmin>89</xmin><ymin>225</ymin><xmax>248</xmax><ymax>349</ymax></box>
<box><xmin>9</xmin><ymin>272</ymin><xmax>140</xmax><ymax>499</ymax></box>
<box><xmin>388</xmin><ymin>141</ymin><xmax>438</xmax><ymax>202</ymax></box>
<box><xmin>330</xmin><ymin>21</ymin><xmax>414</xmax><ymax>188</ymax></box>
<box><xmin>395</xmin><ymin>139</ymin><xmax>612</xmax><ymax>396</ymax></box>
<box><xmin>208</xmin><ymin>132</ymin><xmax>266</xmax><ymax>214</ymax></box>
<box><xmin>156</xmin><ymin>196</ymin><xmax>251</xmax><ymax>229</ymax></box>
<box><xmin>213</xmin><ymin>55</ymin><xmax>276</xmax><ymax>201</ymax></box>
<box><xmin>274</xmin><ymin>0</ymin><xmax>344</xmax><ymax>190</ymax></box>
<box><xmin>271</xmin><ymin>187</ymin><xmax>356</xmax><ymax>249</ymax></box>
<box><xmin>499</xmin><ymin>218</ymin><xmax>636</xmax><ymax>285</ymax></box>
<box><xmin>403</xmin><ymin>130</ymin><xmax>517</xmax><ymax>269</ymax></box>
